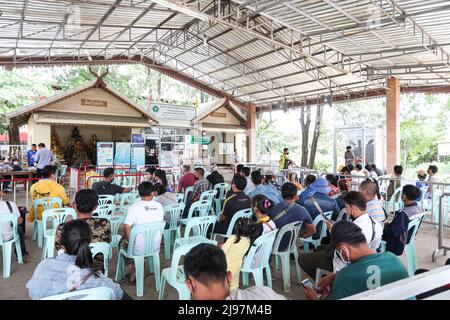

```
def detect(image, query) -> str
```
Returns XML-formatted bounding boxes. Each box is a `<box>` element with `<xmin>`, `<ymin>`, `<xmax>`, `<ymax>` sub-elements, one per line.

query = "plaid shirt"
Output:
<box><xmin>190</xmin><ymin>178</ymin><xmax>211</xmax><ymax>201</ymax></box>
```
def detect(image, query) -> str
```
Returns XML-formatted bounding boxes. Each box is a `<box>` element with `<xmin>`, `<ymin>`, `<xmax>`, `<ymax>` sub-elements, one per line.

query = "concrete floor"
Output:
<box><xmin>1</xmin><ymin>190</ymin><xmax>449</xmax><ymax>300</ymax></box>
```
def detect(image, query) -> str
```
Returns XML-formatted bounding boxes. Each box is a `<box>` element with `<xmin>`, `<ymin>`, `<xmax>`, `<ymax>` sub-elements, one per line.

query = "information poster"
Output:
<box><xmin>114</xmin><ymin>142</ymin><xmax>131</xmax><ymax>166</ymax></box>
<box><xmin>96</xmin><ymin>142</ymin><xmax>114</xmax><ymax>166</ymax></box>
<box><xmin>131</xmin><ymin>143</ymin><xmax>146</xmax><ymax>170</ymax></box>
<box><xmin>131</xmin><ymin>133</ymin><xmax>145</xmax><ymax>144</ymax></box>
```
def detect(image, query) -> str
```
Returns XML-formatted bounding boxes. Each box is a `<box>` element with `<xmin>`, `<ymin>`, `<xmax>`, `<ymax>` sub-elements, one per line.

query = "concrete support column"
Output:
<box><xmin>386</xmin><ymin>77</ymin><xmax>400</xmax><ymax>174</ymax></box>
<box><xmin>246</xmin><ymin>104</ymin><xmax>256</xmax><ymax>163</ymax></box>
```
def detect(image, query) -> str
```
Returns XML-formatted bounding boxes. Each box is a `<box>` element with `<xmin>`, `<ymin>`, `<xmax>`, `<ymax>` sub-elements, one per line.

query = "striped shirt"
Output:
<box><xmin>366</xmin><ymin>198</ymin><xmax>386</xmax><ymax>224</ymax></box>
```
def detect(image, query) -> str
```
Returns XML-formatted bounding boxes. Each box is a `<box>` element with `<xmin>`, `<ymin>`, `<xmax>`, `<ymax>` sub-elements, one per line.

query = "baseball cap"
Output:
<box><xmin>264</xmin><ymin>169</ymin><xmax>275</xmax><ymax>176</ymax></box>
<box><xmin>330</xmin><ymin>220</ymin><xmax>367</xmax><ymax>248</ymax></box>
<box><xmin>417</xmin><ymin>169</ymin><xmax>427</xmax><ymax>178</ymax></box>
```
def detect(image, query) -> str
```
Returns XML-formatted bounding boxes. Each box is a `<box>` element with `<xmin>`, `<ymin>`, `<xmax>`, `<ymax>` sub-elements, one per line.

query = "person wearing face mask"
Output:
<box><xmin>184</xmin><ymin>243</ymin><xmax>287</xmax><ymax>300</ymax></box>
<box><xmin>304</xmin><ymin>220</ymin><xmax>408</xmax><ymax>300</ymax></box>
<box><xmin>298</xmin><ymin>191</ymin><xmax>382</xmax><ymax>279</ymax></box>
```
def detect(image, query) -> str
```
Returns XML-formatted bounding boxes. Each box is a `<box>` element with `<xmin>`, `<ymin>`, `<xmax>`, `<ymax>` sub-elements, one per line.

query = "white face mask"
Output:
<box><xmin>336</xmin><ymin>246</ymin><xmax>351</xmax><ymax>265</ymax></box>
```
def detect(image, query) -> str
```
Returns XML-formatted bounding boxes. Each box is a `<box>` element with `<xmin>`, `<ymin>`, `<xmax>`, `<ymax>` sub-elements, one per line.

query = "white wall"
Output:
<box><xmin>28</xmin><ymin>116</ymin><xmax>51</xmax><ymax>149</ymax></box>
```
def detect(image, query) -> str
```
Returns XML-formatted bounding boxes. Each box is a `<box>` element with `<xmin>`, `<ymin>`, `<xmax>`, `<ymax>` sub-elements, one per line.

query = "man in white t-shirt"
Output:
<box><xmin>122</xmin><ymin>182</ymin><xmax>164</xmax><ymax>282</ymax></box>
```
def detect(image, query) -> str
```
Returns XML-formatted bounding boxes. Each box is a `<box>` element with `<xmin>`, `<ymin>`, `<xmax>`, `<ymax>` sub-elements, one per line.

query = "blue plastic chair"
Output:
<box><xmin>109</xmin><ymin>215</ymin><xmax>125</xmax><ymax>258</ymax></box>
<box><xmin>213</xmin><ymin>208</ymin><xmax>253</xmax><ymax>240</ymax></box>
<box><xmin>384</xmin><ymin>186</ymin><xmax>404</xmax><ymax>215</ymax></box>
<box><xmin>241</xmin><ymin>229</ymin><xmax>278</xmax><ymax>288</ymax></box>
<box><xmin>90</xmin><ymin>242</ymin><xmax>110</xmax><ymax>277</ymax></box>
<box><xmin>92</xmin><ymin>203</ymin><xmax>115</xmax><ymax>220</ymax></box>
<box><xmin>115</xmin><ymin>221</ymin><xmax>165</xmax><ymax>297</ymax></box>
<box><xmin>405</xmin><ymin>215</ymin><xmax>424</xmax><ymax>277</ymax></box>
<box><xmin>163</xmin><ymin>203</ymin><xmax>185</xmax><ymax>260</ymax></box>
<box><xmin>0</xmin><ymin>213</ymin><xmax>23</xmax><ymax>278</ymax></box>
<box><xmin>180</xmin><ymin>200</ymin><xmax>211</xmax><ymax>225</ymax></box>
<box><xmin>272</xmin><ymin>221</ymin><xmax>303</xmax><ymax>292</ymax></box>
<box><xmin>213</xmin><ymin>183</ymin><xmax>229</xmax><ymax>216</ymax></box>
<box><xmin>118</xmin><ymin>192</ymin><xmax>138</xmax><ymax>214</ymax></box>
<box><xmin>98</xmin><ymin>194</ymin><xmax>115</xmax><ymax>205</ymax></box>
<box><xmin>41</xmin><ymin>287</ymin><xmax>114</xmax><ymax>300</ymax></box>
<box><xmin>183</xmin><ymin>186</ymin><xmax>194</xmax><ymax>203</ymax></box>
<box><xmin>32</xmin><ymin>197</ymin><xmax>63</xmax><ymax>248</ymax></box>
<box><xmin>42</xmin><ymin>208</ymin><xmax>76</xmax><ymax>259</ymax></box>
<box><xmin>299</xmin><ymin>212</ymin><xmax>332</xmax><ymax>252</ymax></box>
<box><xmin>159</xmin><ymin>239</ymin><xmax>217</xmax><ymax>300</ymax></box>
<box><xmin>174</xmin><ymin>215</ymin><xmax>216</xmax><ymax>249</ymax></box>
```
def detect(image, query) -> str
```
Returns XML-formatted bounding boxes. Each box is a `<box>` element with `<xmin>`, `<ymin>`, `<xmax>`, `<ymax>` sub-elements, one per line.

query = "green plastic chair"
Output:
<box><xmin>159</xmin><ymin>239</ymin><xmax>217</xmax><ymax>300</ymax></box>
<box><xmin>180</xmin><ymin>200</ymin><xmax>211</xmax><ymax>225</ymax></box>
<box><xmin>174</xmin><ymin>215</ymin><xmax>216</xmax><ymax>249</ymax></box>
<box><xmin>118</xmin><ymin>192</ymin><xmax>138</xmax><ymax>214</ymax></box>
<box><xmin>90</xmin><ymin>242</ymin><xmax>110</xmax><ymax>277</ymax></box>
<box><xmin>92</xmin><ymin>203</ymin><xmax>115</xmax><ymax>219</ymax></box>
<box><xmin>109</xmin><ymin>215</ymin><xmax>125</xmax><ymax>258</ymax></box>
<box><xmin>241</xmin><ymin>229</ymin><xmax>278</xmax><ymax>288</ymax></box>
<box><xmin>41</xmin><ymin>287</ymin><xmax>114</xmax><ymax>300</ymax></box>
<box><xmin>213</xmin><ymin>208</ymin><xmax>253</xmax><ymax>240</ymax></box>
<box><xmin>183</xmin><ymin>186</ymin><xmax>194</xmax><ymax>203</ymax></box>
<box><xmin>0</xmin><ymin>213</ymin><xmax>23</xmax><ymax>278</ymax></box>
<box><xmin>175</xmin><ymin>193</ymin><xmax>184</xmax><ymax>203</ymax></box>
<box><xmin>163</xmin><ymin>203</ymin><xmax>185</xmax><ymax>260</ymax></box>
<box><xmin>405</xmin><ymin>215</ymin><xmax>424</xmax><ymax>277</ymax></box>
<box><xmin>384</xmin><ymin>186</ymin><xmax>404</xmax><ymax>215</ymax></box>
<box><xmin>98</xmin><ymin>195</ymin><xmax>115</xmax><ymax>205</ymax></box>
<box><xmin>32</xmin><ymin>197</ymin><xmax>63</xmax><ymax>248</ymax></box>
<box><xmin>115</xmin><ymin>221</ymin><xmax>165</xmax><ymax>297</ymax></box>
<box><xmin>42</xmin><ymin>208</ymin><xmax>76</xmax><ymax>259</ymax></box>
<box><xmin>299</xmin><ymin>212</ymin><xmax>332</xmax><ymax>252</ymax></box>
<box><xmin>272</xmin><ymin>221</ymin><xmax>303</xmax><ymax>292</ymax></box>
<box><xmin>213</xmin><ymin>183</ymin><xmax>229</xmax><ymax>216</ymax></box>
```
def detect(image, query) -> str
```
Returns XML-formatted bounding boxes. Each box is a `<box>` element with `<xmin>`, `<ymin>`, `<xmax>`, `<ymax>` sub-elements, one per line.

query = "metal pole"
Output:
<box><xmin>333</xmin><ymin>127</ymin><xmax>337</xmax><ymax>173</ymax></box>
<box><xmin>362</xmin><ymin>123</ymin><xmax>366</xmax><ymax>166</ymax></box>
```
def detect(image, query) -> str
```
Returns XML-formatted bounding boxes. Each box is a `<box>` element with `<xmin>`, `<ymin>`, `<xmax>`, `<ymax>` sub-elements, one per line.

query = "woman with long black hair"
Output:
<box><xmin>26</xmin><ymin>219</ymin><xmax>124</xmax><ymax>300</ymax></box>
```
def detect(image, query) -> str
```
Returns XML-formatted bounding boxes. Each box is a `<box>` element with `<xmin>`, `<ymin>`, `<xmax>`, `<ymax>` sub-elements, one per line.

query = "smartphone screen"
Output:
<box><xmin>301</xmin><ymin>279</ymin><xmax>314</xmax><ymax>289</ymax></box>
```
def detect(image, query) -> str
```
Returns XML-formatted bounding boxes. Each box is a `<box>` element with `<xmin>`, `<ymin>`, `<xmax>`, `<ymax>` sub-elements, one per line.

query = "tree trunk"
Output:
<box><xmin>157</xmin><ymin>76</ymin><xmax>162</xmax><ymax>99</ymax></box>
<box><xmin>8</xmin><ymin>125</ymin><xmax>20</xmax><ymax>145</ymax></box>
<box><xmin>308</xmin><ymin>105</ymin><xmax>324</xmax><ymax>169</ymax></box>
<box><xmin>300</xmin><ymin>106</ymin><xmax>311</xmax><ymax>167</ymax></box>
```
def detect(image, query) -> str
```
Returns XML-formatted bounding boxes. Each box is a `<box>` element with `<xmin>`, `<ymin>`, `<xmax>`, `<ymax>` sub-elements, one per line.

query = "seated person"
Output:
<box><xmin>299</xmin><ymin>191</ymin><xmax>383</xmax><ymax>278</ymax></box>
<box><xmin>213</xmin><ymin>175</ymin><xmax>251</xmax><ymax>235</ymax></box>
<box><xmin>359</xmin><ymin>180</ymin><xmax>386</xmax><ymax>225</ymax></box>
<box><xmin>220</xmin><ymin>218</ymin><xmax>258</xmax><ymax>289</ymax></box>
<box><xmin>248</xmin><ymin>170</ymin><xmax>282</xmax><ymax>204</ymax></box>
<box><xmin>154</xmin><ymin>184</ymin><xmax>178</xmax><ymax>208</ymax></box>
<box><xmin>264</xmin><ymin>169</ymin><xmax>281</xmax><ymax>192</ymax></box>
<box><xmin>0</xmin><ymin>193</ymin><xmax>28</xmax><ymax>261</ymax></box>
<box><xmin>304</xmin><ymin>220</ymin><xmax>408</xmax><ymax>300</ymax></box>
<box><xmin>184</xmin><ymin>243</ymin><xmax>287</xmax><ymax>300</ymax></box>
<box><xmin>242</xmin><ymin>167</ymin><xmax>255</xmax><ymax>195</ymax></box>
<box><xmin>177</xmin><ymin>165</ymin><xmax>196</xmax><ymax>193</ymax></box>
<box><xmin>26</xmin><ymin>219</ymin><xmax>124</xmax><ymax>300</ymax></box>
<box><xmin>386</xmin><ymin>165</ymin><xmax>403</xmax><ymax>201</ymax></box>
<box><xmin>335</xmin><ymin>179</ymin><xmax>350</xmax><ymax>211</ymax></box>
<box><xmin>54</xmin><ymin>189</ymin><xmax>111</xmax><ymax>270</ymax></box>
<box><xmin>325</xmin><ymin>175</ymin><xmax>339</xmax><ymax>197</ymax></box>
<box><xmin>300</xmin><ymin>177</ymin><xmax>340</xmax><ymax>220</ymax></box>
<box><xmin>92</xmin><ymin>167</ymin><xmax>131</xmax><ymax>196</ymax></box>
<box><xmin>297</xmin><ymin>175</ymin><xmax>317</xmax><ymax>206</ymax></box>
<box><xmin>183</xmin><ymin>167</ymin><xmax>211</xmax><ymax>218</ymax></box>
<box><xmin>206</xmin><ymin>165</ymin><xmax>225</xmax><ymax>190</ymax></box>
<box><xmin>251</xmin><ymin>194</ymin><xmax>276</xmax><ymax>235</ymax></box>
<box><xmin>383</xmin><ymin>185</ymin><xmax>424</xmax><ymax>256</ymax></box>
<box><xmin>29</xmin><ymin>165</ymin><xmax>70</xmax><ymax>223</ymax></box>
<box><xmin>269</xmin><ymin>183</ymin><xmax>316</xmax><ymax>251</ymax></box>
<box><xmin>122</xmin><ymin>182</ymin><xmax>164</xmax><ymax>282</ymax></box>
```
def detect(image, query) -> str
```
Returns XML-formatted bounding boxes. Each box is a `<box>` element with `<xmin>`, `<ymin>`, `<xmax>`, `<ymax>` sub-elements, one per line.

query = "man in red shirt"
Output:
<box><xmin>178</xmin><ymin>165</ymin><xmax>197</xmax><ymax>193</ymax></box>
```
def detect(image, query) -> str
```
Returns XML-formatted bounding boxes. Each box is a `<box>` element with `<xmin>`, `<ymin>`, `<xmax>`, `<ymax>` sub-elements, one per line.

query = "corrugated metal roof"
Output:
<box><xmin>1</xmin><ymin>0</ymin><xmax>450</xmax><ymax>109</ymax></box>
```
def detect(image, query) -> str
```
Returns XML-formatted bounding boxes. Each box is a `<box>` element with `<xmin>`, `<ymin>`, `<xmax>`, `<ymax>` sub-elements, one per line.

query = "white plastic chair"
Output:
<box><xmin>90</xmin><ymin>242</ymin><xmax>110</xmax><ymax>277</ymax></box>
<box><xmin>42</xmin><ymin>208</ymin><xmax>76</xmax><ymax>259</ymax></box>
<box><xmin>0</xmin><ymin>213</ymin><xmax>23</xmax><ymax>278</ymax></box>
<box><xmin>174</xmin><ymin>216</ymin><xmax>216</xmax><ymax>249</ymax></box>
<box><xmin>213</xmin><ymin>208</ymin><xmax>253</xmax><ymax>240</ymax></box>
